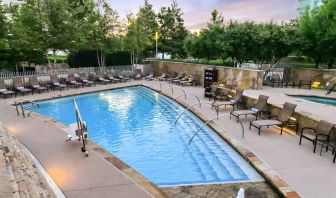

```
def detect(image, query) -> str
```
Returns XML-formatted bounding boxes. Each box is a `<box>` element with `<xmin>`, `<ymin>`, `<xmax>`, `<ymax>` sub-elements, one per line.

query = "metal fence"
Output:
<box><xmin>0</xmin><ymin>65</ymin><xmax>134</xmax><ymax>79</ymax></box>
<box><xmin>0</xmin><ymin>65</ymin><xmax>134</xmax><ymax>86</ymax></box>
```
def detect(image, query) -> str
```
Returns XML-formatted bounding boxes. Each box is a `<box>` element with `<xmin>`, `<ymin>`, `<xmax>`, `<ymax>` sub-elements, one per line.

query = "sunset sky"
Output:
<box><xmin>107</xmin><ymin>0</ymin><xmax>298</xmax><ymax>31</ymax></box>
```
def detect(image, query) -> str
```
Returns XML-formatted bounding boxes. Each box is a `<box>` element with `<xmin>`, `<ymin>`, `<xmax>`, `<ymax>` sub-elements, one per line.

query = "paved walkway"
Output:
<box><xmin>1</xmin><ymin>81</ymin><xmax>336</xmax><ymax>198</ymax></box>
<box><xmin>0</xmin><ymin>82</ymin><xmax>153</xmax><ymax>198</ymax></box>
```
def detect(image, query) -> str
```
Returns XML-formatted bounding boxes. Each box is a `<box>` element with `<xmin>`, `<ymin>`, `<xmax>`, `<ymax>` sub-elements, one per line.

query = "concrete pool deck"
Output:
<box><xmin>0</xmin><ymin>80</ymin><xmax>335</xmax><ymax>197</ymax></box>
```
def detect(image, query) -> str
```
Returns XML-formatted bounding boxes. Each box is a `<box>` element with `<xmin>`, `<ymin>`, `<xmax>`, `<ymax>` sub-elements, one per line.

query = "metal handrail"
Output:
<box><xmin>171</xmin><ymin>92</ymin><xmax>201</xmax><ymax>105</ymax></box>
<box><xmin>14</xmin><ymin>98</ymin><xmax>39</xmax><ymax>118</ymax></box>
<box><xmin>174</xmin><ymin>102</ymin><xmax>214</xmax><ymax>125</ymax></box>
<box><xmin>188</xmin><ymin>113</ymin><xmax>245</xmax><ymax>145</ymax></box>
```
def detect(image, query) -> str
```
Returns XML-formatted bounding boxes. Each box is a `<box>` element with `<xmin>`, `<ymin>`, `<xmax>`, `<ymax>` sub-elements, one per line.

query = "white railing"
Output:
<box><xmin>0</xmin><ymin>65</ymin><xmax>134</xmax><ymax>79</ymax></box>
<box><xmin>0</xmin><ymin>65</ymin><xmax>134</xmax><ymax>86</ymax></box>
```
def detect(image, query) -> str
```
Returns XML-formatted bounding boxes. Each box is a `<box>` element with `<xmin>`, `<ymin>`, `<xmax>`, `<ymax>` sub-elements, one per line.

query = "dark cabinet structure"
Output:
<box><xmin>204</xmin><ymin>68</ymin><xmax>218</xmax><ymax>88</ymax></box>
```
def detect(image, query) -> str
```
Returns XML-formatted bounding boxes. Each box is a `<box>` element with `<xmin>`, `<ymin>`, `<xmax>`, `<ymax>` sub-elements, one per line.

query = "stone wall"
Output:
<box><xmin>148</xmin><ymin>60</ymin><xmax>264</xmax><ymax>89</ymax></box>
<box><xmin>0</xmin><ymin>124</ymin><xmax>56</xmax><ymax>198</ymax></box>
<box><xmin>290</xmin><ymin>68</ymin><xmax>336</xmax><ymax>87</ymax></box>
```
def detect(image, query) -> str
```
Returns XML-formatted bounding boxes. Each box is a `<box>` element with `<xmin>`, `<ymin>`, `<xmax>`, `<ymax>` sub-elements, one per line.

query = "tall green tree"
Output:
<box><xmin>137</xmin><ymin>0</ymin><xmax>158</xmax><ymax>57</ymax></box>
<box><xmin>157</xmin><ymin>0</ymin><xmax>188</xmax><ymax>58</ymax></box>
<box><xmin>82</xmin><ymin>0</ymin><xmax>121</xmax><ymax>66</ymax></box>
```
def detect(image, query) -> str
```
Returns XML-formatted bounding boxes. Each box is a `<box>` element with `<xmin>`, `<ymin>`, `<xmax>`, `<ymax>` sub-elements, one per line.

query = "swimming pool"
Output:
<box><xmin>294</xmin><ymin>96</ymin><xmax>336</xmax><ymax>107</ymax></box>
<box><xmin>34</xmin><ymin>86</ymin><xmax>262</xmax><ymax>186</ymax></box>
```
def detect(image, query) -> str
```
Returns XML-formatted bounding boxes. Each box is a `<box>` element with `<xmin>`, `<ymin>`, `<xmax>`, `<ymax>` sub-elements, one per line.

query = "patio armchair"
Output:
<box><xmin>204</xmin><ymin>84</ymin><xmax>218</xmax><ymax>100</ymax></box>
<box><xmin>213</xmin><ymin>88</ymin><xmax>231</xmax><ymax>102</ymax></box>
<box><xmin>230</xmin><ymin>95</ymin><xmax>269</xmax><ymax>122</ymax></box>
<box><xmin>271</xmin><ymin>74</ymin><xmax>284</xmax><ymax>88</ymax></box>
<box><xmin>50</xmin><ymin>74</ymin><xmax>68</xmax><ymax>91</ymax></box>
<box><xmin>212</xmin><ymin>88</ymin><xmax>244</xmax><ymax>116</ymax></box>
<box><xmin>0</xmin><ymin>78</ymin><xmax>15</xmax><ymax>98</ymax></box>
<box><xmin>29</xmin><ymin>76</ymin><xmax>48</xmax><ymax>94</ymax></box>
<box><xmin>79</xmin><ymin>73</ymin><xmax>96</xmax><ymax>87</ymax></box>
<box><xmin>298</xmin><ymin>76</ymin><xmax>312</xmax><ymax>89</ymax></box>
<box><xmin>67</xmin><ymin>73</ymin><xmax>83</xmax><ymax>88</ymax></box>
<box><xmin>249</xmin><ymin>102</ymin><xmax>297</xmax><ymax>135</ymax></box>
<box><xmin>299</xmin><ymin>120</ymin><xmax>335</xmax><ymax>153</ymax></box>
<box><xmin>13</xmin><ymin>77</ymin><xmax>32</xmax><ymax>96</ymax></box>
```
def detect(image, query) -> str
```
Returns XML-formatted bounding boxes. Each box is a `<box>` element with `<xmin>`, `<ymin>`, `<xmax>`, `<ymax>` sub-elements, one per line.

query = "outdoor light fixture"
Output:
<box><xmin>289</xmin><ymin>117</ymin><xmax>297</xmax><ymax>122</ymax></box>
<box><xmin>312</xmin><ymin>81</ymin><xmax>321</xmax><ymax>88</ymax></box>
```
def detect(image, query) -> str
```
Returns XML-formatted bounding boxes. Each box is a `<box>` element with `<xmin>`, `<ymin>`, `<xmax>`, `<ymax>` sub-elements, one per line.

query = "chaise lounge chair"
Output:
<box><xmin>172</xmin><ymin>74</ymin><xmax>188</xmax><ymax>85</ymax></box>
<box><xmin>118</xmin><ymin>75</ymin><xmax>131</xmax><ymax>82</ymax></box>
<box><xmin>95</xmin><ymin>72</ymin><xmax>110</xmax><ymax>84</ymax></box>
<box><xmin>134</xmin><ymin>73</ymin><xmax>143</xmax><ymax>80</ymax></box>
<box><xmin>249</xmin><ymin>102</ymin><xmax>297</xmax><ymax>135</ymax></box>
<box><xmin>13</xmin><ymin>77</ymin><xmax>32</xmax><ymax>96</ymax></box>
<box><xmin>29</xmin><ymin>76</ymin><xmax>48</xmax><ymax>94</ymax></box>
<box><xmin>0</xmin><ymin>78</ymin><xmax>15</xmax><ymax>98</ymax></box>
<box><xmin>170</xmin><ymin>73</ymin><xmax>184</xmax><ymax>84</ymax></box>
<box><xmin>230</xmin><ymin>95</ymin><xmax>269</xmax><ymax>122</ymax></box>
<box><xmin>104</xmin><ymin>72</ymin><xmax>119</xmax><ymax>83</ymax></box>
<box><xmin>145</xmin><ymin>73</ymin><xmax>154</xmax><ymax>81</ymax></box>
<box><xmin>212</xmin><ymin>88</ymin><xmax>244</xmax><ymax>116</ymax></box>
<box><xmin>50</xmin><ymin>74</ymin><xmax>68</xmax><ymax>91</ymax></box>
<box><xmin>299</xmin><ymin>120</ymin><xmax>335</xmax><ymax>153</ymax></box>
<box><xmin>156</xmin><ymin>73</ymin><xmax>167</xmax><ymax>81</ymax></box>
<box><xmin>180</xmin><ymin>76</ymin><xmax>197</xmax><ymax>86</ymax></box>
<box><xmin>68</xmin><ymin>73</ymin><xmax>83</xmax><ymax>88</ymax></box>
<box><xmin>79</xmin><ymin>73</ymin><xmax>96</xmax><ymax>87</ymax></box>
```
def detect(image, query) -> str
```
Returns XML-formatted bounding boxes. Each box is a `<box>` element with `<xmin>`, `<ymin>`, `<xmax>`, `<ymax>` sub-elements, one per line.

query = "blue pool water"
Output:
<box><xmin>295</xmin><ymin>96</ymin><xmax>336</xmax><ymax>107</ymax></box>
<box><xmin>34</xmin><ymin>86</ymin><xmax>262</xmax><ymax>186</ymax></box>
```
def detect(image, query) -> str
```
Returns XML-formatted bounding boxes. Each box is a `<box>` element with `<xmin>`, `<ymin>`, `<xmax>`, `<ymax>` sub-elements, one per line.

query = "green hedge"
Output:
<box><xmin>68</xmin><ymin>50</ymin><xmax>131</xmax><ymax>67</ymax></box>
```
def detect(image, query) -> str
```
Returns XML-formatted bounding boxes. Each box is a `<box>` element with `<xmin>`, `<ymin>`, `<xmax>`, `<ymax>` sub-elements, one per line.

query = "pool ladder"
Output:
<box><xmin>15</xmin><ymin>98</ymin><xmax>39</xmax><ymax>118</ymax></box>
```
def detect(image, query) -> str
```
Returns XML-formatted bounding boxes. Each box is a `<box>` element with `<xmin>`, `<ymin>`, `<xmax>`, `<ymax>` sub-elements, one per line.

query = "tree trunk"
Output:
<box><xmin>52</xmin><ymin>50</ymin><xmax>57</xmax><ymax>68</ymax></box>
<box><xmin>96</xmin><ymin>49</ymin><xmax>101</xmax><ymax>67</ymax></box>
<box><xmin>315</xmin><ymin>57</ymin><xmax>320</xmax><ymax>69</ymax></box>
